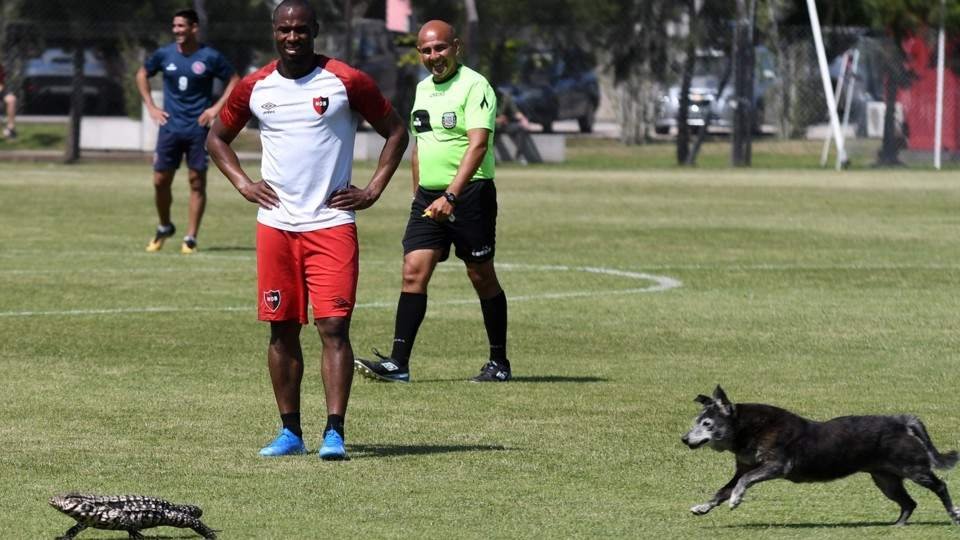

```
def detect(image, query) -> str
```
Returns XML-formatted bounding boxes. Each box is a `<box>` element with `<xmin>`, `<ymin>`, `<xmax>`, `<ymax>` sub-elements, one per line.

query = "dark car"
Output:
<box><xmin>499</xmin><ymin>48</ymin><xmax>600</xmax><ymax>133</ymax></box>
<box><xmin>22</xmin><ymin>48</ymin><xmax>125</xmax><ymax>115</ymax></box>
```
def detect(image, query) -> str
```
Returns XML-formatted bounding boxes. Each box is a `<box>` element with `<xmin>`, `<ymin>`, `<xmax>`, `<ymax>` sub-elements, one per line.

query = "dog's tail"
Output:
<box><xmin>906</xmin><ymin>416</ymin><xmax>959</xmax><ymax>470</ymax></box>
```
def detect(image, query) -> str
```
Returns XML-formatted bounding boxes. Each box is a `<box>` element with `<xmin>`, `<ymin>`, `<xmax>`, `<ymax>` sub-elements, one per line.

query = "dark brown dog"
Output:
<box><xmin>682</xmin><ymin>386</ymin><xmax>960</xmax><ymax>525</ymax></box>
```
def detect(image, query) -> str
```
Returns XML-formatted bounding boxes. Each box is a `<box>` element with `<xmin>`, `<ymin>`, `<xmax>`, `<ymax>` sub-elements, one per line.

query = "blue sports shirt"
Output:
<box><xmin>144</xmin><ymin>43</ymin><xmax>235</xmax><ymax>134</ymax></box>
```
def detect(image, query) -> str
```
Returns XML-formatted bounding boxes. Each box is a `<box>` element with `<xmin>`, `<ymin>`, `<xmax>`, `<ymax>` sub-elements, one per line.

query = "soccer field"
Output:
<box><xmin>2</xmin><ymin>159</ymin><xmax>959</xmax><ymax>539</ymax></box>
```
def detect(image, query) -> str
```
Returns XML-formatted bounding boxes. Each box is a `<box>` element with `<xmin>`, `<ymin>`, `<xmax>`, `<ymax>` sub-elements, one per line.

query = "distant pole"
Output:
<box><xmin>934</xmin><ymin>0</ymin><xmax>946</xmax><ymax>170</ymax></box>
<box><xmin>464</xmin><ymin>0</ymin><xmax>479</xmax><ymax>67</ymax></box>
<box><xmin>805</xmin><ymin>0</ymin><xmax>845</xmax><ymax>171</ymax></box>
<box><xmin>344</xmin><ymin>0</ymin><xmax>353</xmax><ymax>64</ymax></box>
<box><xmin>821</xmin><ymin>51</ymin><xmax>848</xmax><ymax>167</ymax></box>
<box><xmin>838</xmin><ymin>49</ymin><xmax>860</xmax><ymax>168</ymax></box>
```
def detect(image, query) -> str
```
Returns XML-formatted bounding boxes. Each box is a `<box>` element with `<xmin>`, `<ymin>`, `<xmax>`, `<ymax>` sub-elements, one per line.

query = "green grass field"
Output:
<box><xmin>2</xmin><ymin>156</ymin><xmax>960</xmax><ymax>539</ymax></box>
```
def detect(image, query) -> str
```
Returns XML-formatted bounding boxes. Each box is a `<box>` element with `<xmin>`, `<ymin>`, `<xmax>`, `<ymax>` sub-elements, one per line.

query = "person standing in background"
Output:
<box><xmin>136</xmin><ymin>8</ymin><xmax>238</xmax><ymax>254</ymax></box>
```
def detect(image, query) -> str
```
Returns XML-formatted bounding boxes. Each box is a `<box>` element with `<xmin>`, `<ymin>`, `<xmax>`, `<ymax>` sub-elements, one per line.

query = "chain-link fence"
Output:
<box><xmin>624</xmin><ymin>18</ymin><xmax>956</xmax><ymax>166</ymax></box>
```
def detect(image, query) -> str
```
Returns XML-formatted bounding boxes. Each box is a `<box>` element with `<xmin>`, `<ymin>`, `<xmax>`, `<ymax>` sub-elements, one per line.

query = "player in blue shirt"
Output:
<box><xmin>136</xmin><ymin>8</ymin><xmax>239</xmax><ymax>254</ymax></box>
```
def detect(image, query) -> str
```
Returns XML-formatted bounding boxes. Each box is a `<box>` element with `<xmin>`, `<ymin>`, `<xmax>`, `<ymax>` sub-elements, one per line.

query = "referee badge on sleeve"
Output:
<box><xmin>441</xmin><ymin>112</ymin><xmax>457</xmax><ymax>129</ymax></box>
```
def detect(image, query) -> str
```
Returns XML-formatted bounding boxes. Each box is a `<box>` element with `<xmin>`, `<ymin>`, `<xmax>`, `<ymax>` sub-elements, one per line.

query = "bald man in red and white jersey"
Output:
<box><xmin>207</xmin><ymin>0</ymin><xmax>408</xmax><ymax>460</ymax></box>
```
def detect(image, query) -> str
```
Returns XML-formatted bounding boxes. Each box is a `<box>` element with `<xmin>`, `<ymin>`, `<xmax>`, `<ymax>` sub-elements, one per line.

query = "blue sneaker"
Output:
<box><xmin>259</xmin><ymin>428</ymin><xmax>307</xmax><ymax>457</ymax></box>
<box><xmin>318</xmin><ymin>429</ymin><xmax>347</xmax><ymax>461</ymax></box>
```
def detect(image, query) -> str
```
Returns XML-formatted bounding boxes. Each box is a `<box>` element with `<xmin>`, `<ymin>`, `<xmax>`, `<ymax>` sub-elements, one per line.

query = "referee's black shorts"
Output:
<box><xmin>402</xmin><ymin>179</ymin><xmax>498</xmax><ymax>264</ymax></box>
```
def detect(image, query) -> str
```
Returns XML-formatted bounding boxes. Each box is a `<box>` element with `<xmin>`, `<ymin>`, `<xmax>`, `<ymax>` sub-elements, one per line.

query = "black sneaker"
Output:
<box><xmin>3</xmin><ymin>127</ymin><xmax>16</xmax><ymax>140</ymax></box>
<box><xmin>471</xmin><ymin>360</ymin><xmax>511</xmax><ymax>382</ymax></box>
<box><xmin>354</xmin><ymin>350</ymin><xmax>410</xmax><ymax>383</ymax></box>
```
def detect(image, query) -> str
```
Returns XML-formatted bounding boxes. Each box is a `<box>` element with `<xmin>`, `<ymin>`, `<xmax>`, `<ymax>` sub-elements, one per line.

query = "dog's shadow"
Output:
<box><xmin>348</xmin><ymin>443</ymin><xmax>512</xmax><ymax>458</ymax></box>
<box><xmin>718</xmin><ymin>520</ymin><xmax>948</xmax><ymax>529</ymax></box>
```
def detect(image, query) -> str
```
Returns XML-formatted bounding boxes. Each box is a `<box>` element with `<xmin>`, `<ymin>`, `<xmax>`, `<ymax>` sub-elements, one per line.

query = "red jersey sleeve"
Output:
<box><xmin>322</xmin><ymin>57</ymin><xmax>393</xmax><ymax>124</ymax></box>
<box><xmin>219</xmin><ymin>61</ymin><xmax>277</xmax><ymax>132</ymax></box>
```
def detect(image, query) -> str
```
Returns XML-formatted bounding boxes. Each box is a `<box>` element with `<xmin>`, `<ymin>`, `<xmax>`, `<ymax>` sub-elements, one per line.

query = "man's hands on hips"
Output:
<box><xmin>328</xmin><ymin>185</ymin><xmax>378</xmax><ymax>211</ymax></box>
<box><xmin>239</xmin><ymin>180</ymin><xmax>280</xmax><ymax>209</ymax></box>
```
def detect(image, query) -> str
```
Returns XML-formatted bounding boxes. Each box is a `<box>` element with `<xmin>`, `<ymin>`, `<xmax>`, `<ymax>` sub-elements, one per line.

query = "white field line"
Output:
<box><xmin>0</xmin><ymin>264</ymin><xmax>681</xmax><ymax>318</ymax></box>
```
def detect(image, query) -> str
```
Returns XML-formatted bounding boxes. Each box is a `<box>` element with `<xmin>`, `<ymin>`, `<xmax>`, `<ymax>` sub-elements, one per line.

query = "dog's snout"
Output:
<box><xmin>681</xmin><ymin>434</ymin><xmax>689</xmax><ymax>444</ymax></box>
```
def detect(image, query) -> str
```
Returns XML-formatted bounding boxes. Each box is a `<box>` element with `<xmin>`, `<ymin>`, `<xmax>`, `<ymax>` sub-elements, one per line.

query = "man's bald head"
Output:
<box><xmin>273</xmin><ymin>0</ymin><xmax>317</xmax><ymax>24</ymax></box>
<box><xmin>417</xmin><ymin>20</ymin><xmax>456</xmax><ymax>46</ymax></box>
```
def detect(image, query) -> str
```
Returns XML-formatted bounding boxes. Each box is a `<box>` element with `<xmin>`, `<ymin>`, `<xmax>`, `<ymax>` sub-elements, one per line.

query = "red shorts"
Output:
<box><xmin>256</xmin><ymin>222</ymin><xmax>359</xmax><ymax>323</ymax></box>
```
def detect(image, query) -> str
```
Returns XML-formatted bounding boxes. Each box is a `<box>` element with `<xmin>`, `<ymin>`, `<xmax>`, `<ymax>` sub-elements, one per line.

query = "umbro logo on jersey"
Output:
<box><xmin>165</xmin><ymin>63</ymin><xmax>177</xmax><ymax>71</ymax></box>
<box><xmin>313</xmin><ymin>96</ymin><xmax>329</xmax><ymax>115</ymax></box>
<box><xmin>471</xmin><ymin>246</ymin><xmax>492</xmax><ymax>258</ymax></box>
<box><xmin>261</xmin><ymin>102</ymin><xmax>279</xmax><ymax>110</ymax></box>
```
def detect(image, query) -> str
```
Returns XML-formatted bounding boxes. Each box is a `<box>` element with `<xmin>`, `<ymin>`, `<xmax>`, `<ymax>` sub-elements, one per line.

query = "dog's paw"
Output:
<box><xmin>729</xmin><ymin>491</ymin><xmax>743</xmax><ymax>510</ymax></box>
<box><xmin>690</xmin><ymin>503</ymin><xmax>714</xmax><ymax>515</ymax></box>
<box><xmin>950</xmin><ymin>507</ymin><xmax>960</xmax><ymax>525</ymax></box>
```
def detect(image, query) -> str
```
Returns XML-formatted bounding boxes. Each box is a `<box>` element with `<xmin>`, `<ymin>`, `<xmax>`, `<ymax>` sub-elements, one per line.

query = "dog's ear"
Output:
<box><xmin>713</xmin><ymin>385</ymin><xmax>734</xmax><ymax>416</ymax></box>
<box><xmin>694</xmin><ymin>394</ymin><xmax>712</xmax><ymax>407</ymax></box>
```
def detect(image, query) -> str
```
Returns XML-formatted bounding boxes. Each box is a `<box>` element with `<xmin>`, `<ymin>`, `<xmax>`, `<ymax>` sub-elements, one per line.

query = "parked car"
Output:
<box><xmin>498</xmin><ymin>47</ymin><xmax>600</xmax><ymax>133</ymax></box>
<box><xmin>654</xmin><ymin>48</ymin><xmax>775</xmax><ymax>135</ymax></box>
<box><xmin>21</xmin><ymin>48</ymin><xmax>125</xmax><ymax>115</ymax></box>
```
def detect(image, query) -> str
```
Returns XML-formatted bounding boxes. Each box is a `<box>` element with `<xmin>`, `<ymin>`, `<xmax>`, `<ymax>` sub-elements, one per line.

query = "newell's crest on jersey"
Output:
<box><xmin>263</xmin><ymin>290</ymin><xmax>281</xmax><ymax>312</ymax></box>
<box><xmin>313</xmin><ymin>96</ymin><xmax>329</xmax><ymax>115</ymax></box>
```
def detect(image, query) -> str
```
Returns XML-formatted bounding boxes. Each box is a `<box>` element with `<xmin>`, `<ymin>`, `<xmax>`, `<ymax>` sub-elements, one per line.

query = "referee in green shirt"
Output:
<box><xmin>355</xmin><ymin>20</ymin><xmax>510</xmax><ymax>383</ymax></box>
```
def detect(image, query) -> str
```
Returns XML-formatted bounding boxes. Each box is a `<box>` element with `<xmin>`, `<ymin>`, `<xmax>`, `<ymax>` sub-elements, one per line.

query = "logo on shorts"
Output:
<box><xmin>441</xmin><ymin>112</ymin><xmax>457</xmax><ymax>129</ymax></box>
<box><xmin>333</xmin><ymin>297</ymin><xmax>352</xmax><ymax>309</ymax></box>
<box><xmin>263</xmin><ymin>290</ymin><xmax>281</xmax><ymax>312</ymax></box>
<box><xmin>313</xmin><ymin>96</ymin><xmax>329</xmax><ymax>115</ymax></box>
<box><xmin>471</xmin><ymin>246</ymin><xmax>492</xmax><ymax>258</ymax></box>
<box><xmin>191</xmin><ymin>61</ymin><xmax>206</xmax><ymax>75</ymax></box>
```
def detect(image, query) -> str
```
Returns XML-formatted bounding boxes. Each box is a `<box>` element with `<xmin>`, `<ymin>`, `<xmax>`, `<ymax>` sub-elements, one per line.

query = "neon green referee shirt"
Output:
<box><xmin>410</xmin><ymin>65</ymin><xmax>497</xmax><ymax>190</ymax></box>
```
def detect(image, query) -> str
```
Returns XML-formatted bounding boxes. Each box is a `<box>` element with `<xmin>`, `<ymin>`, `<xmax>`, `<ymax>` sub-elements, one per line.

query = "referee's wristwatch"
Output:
<box><xmin>442</xmin><ymin>191</ymin><xmax>457</xmax><ymax>205</ymax></box>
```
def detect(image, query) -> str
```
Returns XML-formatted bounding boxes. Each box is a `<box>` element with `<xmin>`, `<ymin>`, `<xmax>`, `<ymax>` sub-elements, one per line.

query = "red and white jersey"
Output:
<box><xmin>220</xmin><ymin>55</ymin><xmax>392</xmax><ymax>232</ymax></box>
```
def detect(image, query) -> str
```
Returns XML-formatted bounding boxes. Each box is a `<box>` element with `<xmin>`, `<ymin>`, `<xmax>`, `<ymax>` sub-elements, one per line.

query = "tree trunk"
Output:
<box><xmin>875</xmin><ymin>67</ymin><xmax>904</xmax><ymax>166</ymax></box>
<box><xmin>676</xmin><ymin>0</ymin><xmax>698</xmax><ymax>165</ymax></box>
<box><xmin>731</xmin><ymin>0</ymin><xmax>756</xmax><ymax>167</ymax></box>
<box><xmin>687</xmin><ymin>54</ymin><xmax>733</xmax><ymax>165</ymax></box>
<box><xmin>64</xmin><ymin>46</ymin><xmax>85</xmax><ymax>164</ymax></box>
<box><xmin>193</xmin><ymin>0</ymin><xmax>208</xmax><ymax>43</ymax></box>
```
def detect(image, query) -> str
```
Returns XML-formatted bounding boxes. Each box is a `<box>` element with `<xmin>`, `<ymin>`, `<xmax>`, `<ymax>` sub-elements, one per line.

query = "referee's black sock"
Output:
<box><xmin>280</xmin><ymin>412</ymin><xmax>302</xmax><ymax>439</ymax></box>
<box><xmin>390</xmin><ymin>292</ymin><xmax>427</xmax><ymax>365</ymax></box>
<box><xmin>325</xmin><ymin>414</ymin><xmax>345</xmax><ymax>438</ymax></box>
<box><xmin>480</xmin><ymin>290</ymin><xmax>509</xmax><ymax>367</ymax></box>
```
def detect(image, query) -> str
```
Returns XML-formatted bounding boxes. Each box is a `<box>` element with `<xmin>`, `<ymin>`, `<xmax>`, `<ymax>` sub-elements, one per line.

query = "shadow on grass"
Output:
<box><xmin>67</xmin><ymin>535</ymin><xmax>204</xmax><ymax>539</ymax></box>
<box><xmin>717</xmin><ymin>520</ymin><xmax>948</xmax><ymax>529</ymax></box>
<box><xmin>413</xmin><ymin>375</ymin><xmax>607</xmax><ymax>383</ymax></box>
<box><xmin>348</xmin><ymin>443</ymin><xmax>512</xmax><ymax>458</ymax></box>
<box><xmin>203</xmin><ymin>245</ymin><xmax>255</xmax><ymax>252</ymax></box>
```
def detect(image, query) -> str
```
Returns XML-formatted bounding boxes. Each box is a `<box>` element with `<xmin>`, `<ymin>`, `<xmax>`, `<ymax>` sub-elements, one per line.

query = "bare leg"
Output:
<box><xmin>870</xmin><ymin>473</ymin><xmax>916</xmax><ymax>525</ymax></box>
<box><xmin>465</xmin><ymin>259</ymin><xmax>502</xmax><ymax>300</ymax></box>
<box><xmin>315</xmin><ymin>316</ymin><xmax>353</xmax><ymax>415</ymax></box>
<box><xmin>3</xmin><ymin>93</ymin><xmax>15</xmax><ymax>132</ymax></box>
<box><xmin>153</xmin><ymin>169</ymin><xmax>176</xmax><ymax>227</ymax></box>
<box><xmin>267</xmin><ymin>321</ymin><xmax>304</xmax><ymax>415</ymax></box>
<box><xmin>401</xmin><ymin>249</ymin><xmax>442</xmax><ymax>294</ymax></box>
<box><xmin>186</xmin><ymin>168</ymin><xmax>207</xmax><ymax>239</ymax></box>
